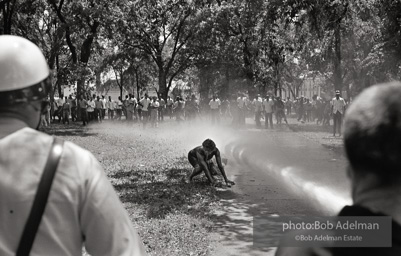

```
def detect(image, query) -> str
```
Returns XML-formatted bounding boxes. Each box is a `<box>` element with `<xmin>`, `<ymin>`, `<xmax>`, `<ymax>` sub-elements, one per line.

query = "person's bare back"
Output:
<box><xmin>187</xmin><ymin>139</ymin><xmax>235</xmax><ymax>187</ymax></box>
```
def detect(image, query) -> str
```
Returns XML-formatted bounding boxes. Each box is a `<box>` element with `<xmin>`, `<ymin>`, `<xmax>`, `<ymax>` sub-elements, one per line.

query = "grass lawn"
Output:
<box><xmin>42</xmin><ymin>120</ymin><xmax>224</xmax><ymax>256</ymax></box>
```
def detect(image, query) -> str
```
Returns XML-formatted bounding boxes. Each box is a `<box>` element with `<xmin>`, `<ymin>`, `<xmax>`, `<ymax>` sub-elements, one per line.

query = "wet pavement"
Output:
<box><xmin>208</xmin><ymin>123</ymin><xmax>351</xmax><ymax>256</ymax></box>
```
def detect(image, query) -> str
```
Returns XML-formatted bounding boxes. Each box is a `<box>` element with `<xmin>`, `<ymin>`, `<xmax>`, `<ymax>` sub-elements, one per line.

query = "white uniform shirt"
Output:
<box><xmin>331</xmin><ymin>97</ymin><xmax>346</xmax><ymax>115</ymax></box>
<box><xmin>101</xmin><ymin>98</ymin><xmax>107</xmax><ymax>109</ymax></box>
<box><xmin>263</xmin><ymin>98</ymin><xmax>274</xmax><ymax>113</ymax></box>
<box><xmin>209</xmin><ymin>99</ymin><xmax>220</xmax><ymax>110</ymax></box>
<box><xmin>253</xmin><ymin>97</ymin><xmax>263</xmax><ymax>112</ymax></box>
<box><xmin>237</xmin><ymin>97</ymin><xmax>245</xmax><ymax>108</ymax></box>
<box><xmin>0</xmin><ymin>128</ymin><xmax>146</xmax><ymax>256</ymax></box>
<box><xmin>116</xmin><ymin>100</ymin><xmax>123</xmax><ymax>109</ymax></box>
<box><xmin>166</xmin><ymin>99</ymin><xmax>173</xmax><ymax>107</ymax></box>
<box><xmin>107</xmin><ymin>100</ymin><xmax>115</xmax><ymax>110</ymax></box>
<box><xmin>140</xmin><ymin>98</ymin><xmax>150</xmax><ymax>111</ymax></box>
<box><xmin>87</xmin><ymin>100</ymin><xmax>95</xmax><ymax>112</ymax></box>
<box><xmin>151</xmin><ymin>101</ymin><xmax>160</xmax><ymax>108</ymax></box>
<box><xmin>56</xmin><ymin>98</ymin><xmax>65</xmax><ymax>108</ymax></box>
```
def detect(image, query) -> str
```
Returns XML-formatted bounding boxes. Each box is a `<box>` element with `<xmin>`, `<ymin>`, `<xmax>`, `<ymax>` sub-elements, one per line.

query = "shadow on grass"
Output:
<box><xmin>289</xmin><ymin>123</ymin><xmax>333</xmax><ymax>133</ymax></box>
<box><xmin>40</xmin><ymin>123</ymin><xmax>98</xmax><ymax>137</ymax></box>
<box><xmin>111</xmin><ymin>166</ymin><xmax>219</xmax><ymax>220</ymax></box>
<box><xmin>322</xmin><ymin>143</ymin><xmax>345</xmax><ymax>156</ymax></box>
<box><xmin>111</xmin><ymin>165</ymin><xmax>277</xmax><ymax>254</ymax></box>
<box><xmin>165</xmin><ymin>167</ymin><xmax>189</xmax><ymax>180</ymax></box>
<box><xmin>47</xmin><ymin>130</ymin><xmax>97</xmax><ymax>137</ymax></box>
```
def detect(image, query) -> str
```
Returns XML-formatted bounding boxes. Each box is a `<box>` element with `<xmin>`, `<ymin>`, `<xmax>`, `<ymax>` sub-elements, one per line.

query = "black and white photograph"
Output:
<box><xmin>1</xmin><ymin>0</ymin><xmax>401</xmax><ymax>255</ymax></box>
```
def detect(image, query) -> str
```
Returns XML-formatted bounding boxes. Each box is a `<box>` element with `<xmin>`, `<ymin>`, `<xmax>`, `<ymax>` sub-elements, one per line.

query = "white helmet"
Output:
<box><xmin>0</xmin><ymin>35</ymin><xmax>50</xmax><ymax>105</ymax></box>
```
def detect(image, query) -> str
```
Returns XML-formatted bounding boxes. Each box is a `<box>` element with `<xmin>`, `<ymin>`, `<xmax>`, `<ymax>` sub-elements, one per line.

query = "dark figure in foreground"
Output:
<box><xmin>187</xmin><ymin>139</ymin><xmax>235</xmax><ymax>187</ymax></box>
<box><xmin>0</xmin><ymin>35</ymin><xmax>146</xmax><ymax>255</ymax></box>
<box><xmin>276</xmin><ymin>82</ymin><xmax>401</xmax><ymax>256</ymax></box>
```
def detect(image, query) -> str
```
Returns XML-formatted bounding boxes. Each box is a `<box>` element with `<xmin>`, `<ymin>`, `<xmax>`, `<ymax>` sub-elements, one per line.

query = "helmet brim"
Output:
<box><xmin>0</xmin><ymin>76</ymin><xmax>51</xmax><ymax>106</ymax></box>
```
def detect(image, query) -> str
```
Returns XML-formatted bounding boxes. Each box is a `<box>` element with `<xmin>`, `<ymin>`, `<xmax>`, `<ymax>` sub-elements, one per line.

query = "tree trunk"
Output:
<box><xmin>77</xmin><ymin>21</ymin><xmax>99</xmax><ymax>97</ymax></box>
<box><xmin>158</xmin><ymin>68</ymin><xmax>167</xmax><ymax>100</ymax></box>
<box><xmin>56</xmin><ymin>54</ymin><xmax>63</xmax><ymax>96</ymax></box>
<box><xmin>345</xmin><ymin>82</ymin><xmax>351</xmax><ymax>101</ymax></box>
<box><xmin>1</xmin><ymin>0</ymin><xmax>16</xmax><ymax>34</ymax></box>
<box><xmin>120</xmin><ymin>71</ymin><xmax>124</xmax><ymax>98</ymax></box>
<box><xmin>136</xmin><ymin>70</ymin><xmax>141</xmax><ymax>99</ymax></box>
<box><xmin>95</xmin><ymin>69</ymin><xmax>101</xmax><ymax>94</ymax></box>
<box><xmin>288</xmin><ymin>85</ymin><xmax>296</xmax><ymax>99</ymax></box>
<box><xmin>77</xmin><ymin>77</ymin><xmax>85</xmax><ymax>97</ymax></box>
<box><xmin>333</xmin><ymin>23</ymin><xmax>342</xmax><ymax>92</ymax></box>
<box><xmin>198</xmin><ymin>66</ymin><xmax>210</xmax><ymax>103</ymax></box>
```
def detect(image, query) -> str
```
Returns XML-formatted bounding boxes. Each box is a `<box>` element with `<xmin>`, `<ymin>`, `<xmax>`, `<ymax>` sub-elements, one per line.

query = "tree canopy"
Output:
<box><xmin>1</xmin><ymin>0</ymin><xmax>400</xmax><ymax>100</ymax></box>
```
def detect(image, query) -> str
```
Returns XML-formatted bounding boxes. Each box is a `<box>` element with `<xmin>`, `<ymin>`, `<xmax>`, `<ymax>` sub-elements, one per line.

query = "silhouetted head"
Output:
<box><xmin>335</xmin><ymin>90</ymin><xmax>340</xmax><ymax>99</ymax></box>
<box><xmin>344</xmin><ymin>82</ymin><xmax>401</xmax><ymax>186</ymax></box>
<box><xmin>202</xmin><ymin>139</ymin><xmax>216</xmax><ymax>152</ymax></box>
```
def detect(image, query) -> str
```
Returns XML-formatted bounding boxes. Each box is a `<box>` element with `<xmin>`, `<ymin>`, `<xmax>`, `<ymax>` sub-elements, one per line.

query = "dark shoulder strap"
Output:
<box><xmin>16</xmin><ymin>138</ymin><xmax>64</xmax><ymax>256</ymax></box>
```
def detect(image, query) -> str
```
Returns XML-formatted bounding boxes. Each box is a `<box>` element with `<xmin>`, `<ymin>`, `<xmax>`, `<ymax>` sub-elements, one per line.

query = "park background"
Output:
<box><xmin>2</xmin><ymin>1</ymin><xmax>401</xmax><ymax>255</ymax></box>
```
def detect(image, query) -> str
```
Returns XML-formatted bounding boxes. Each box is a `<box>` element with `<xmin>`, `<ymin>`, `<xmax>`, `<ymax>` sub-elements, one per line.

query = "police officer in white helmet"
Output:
<box><xmin>0</xmin><ymin>36</ymin><xmax>147</xmax><ymax>255</ymax></box>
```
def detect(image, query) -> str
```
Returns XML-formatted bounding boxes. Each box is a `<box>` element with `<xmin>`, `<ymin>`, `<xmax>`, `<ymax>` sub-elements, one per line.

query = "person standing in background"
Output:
<box><xmin>331</xmin><ymin>90</ymin><xmax>346</xmax><ymax>137</ymax></box>
<box><xmin>101</xmin><ymin>95</ymin><xmax>107</xmax><ymax>121</ymax></box>
<box><xmin>263</xmin><ymin>95</ymin><xmax>274</xmax><ymax>129</ymax></box>
<box><xmin>115</xmin><ymin>96</ymin><xmax>123</xmax><ymax>120</ymax></box>
<box><xmin>78</xmin><ymin>95</ymin><xmax>88</xmax><ymax>126</ymax></box>
<box><xmin>94</xmin><ymin>96</ymin><xmax>103</xmax><ymax>123</ymax></box>
<box><xmin>158</xmin><ymin>94</ymin><xmax>166</xmax><ymax>122</ymax></box>
<box><xmin>150</xmin><ymin>96</ymin><xmax>160</xmax><ymax>128</ymax></box>
<box><xmin>87</xmin><ymin>96</ymin><xmax>95</xmax><ymax>122</ymax></box>
<box><xmin>68</xmin><ymin>95</ymin><xmax>77</xmax><ymax>122</ymax></box>
<box><xmin>62</xmin><ymin>96</ymin><xmax>71</xmax><ymax>125</ymax></box>
<box><xmin>139</xmin><ymin>94</ymin><xmax>151</xmax><ymax>127</ymax></box>
<box><xmin>107</xmin><ymin>96</ymin><xmax>115</xmax><ymax>120</ymax></box>
<box><xmin>209</xmin><ymin>95</ymin><xmax>220</xmax><ymax>125</ymax></box>
<box><xmin>166</xmin><ymin>96</ymin><xmax>174</xmax><ymax>119</ymax></box>
<box><xmin>252</xmin><ymin>94</ymin><xmax>263</xmax><ymax>128</ymax></box>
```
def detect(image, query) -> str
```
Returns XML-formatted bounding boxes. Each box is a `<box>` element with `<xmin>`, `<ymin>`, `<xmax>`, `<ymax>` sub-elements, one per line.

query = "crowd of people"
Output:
<box><xmin>41</xmin><ymin>89</ymin><xmax>348</xmax><ymax>136</ymax></box>
<box><xmin>241</xmin><ymin>93</ymin><xmax>347</xmax><ymax>130</ymax></box>
<box><xmin>41</xmin><ymin>93</ymin><xmax>193</xmax><ymax>128</ymax></box>
<box><xmin>213</xmin><ymin>92</ymin><xmax>347</xmax><ymax>135</ymax></box>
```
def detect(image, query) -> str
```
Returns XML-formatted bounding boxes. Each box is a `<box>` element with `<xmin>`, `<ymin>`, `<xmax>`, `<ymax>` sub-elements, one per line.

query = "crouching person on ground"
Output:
<box><xmin>187</xmin><ymin>139</ymin><xmax>235</xmax><ymax>187</ymax></box>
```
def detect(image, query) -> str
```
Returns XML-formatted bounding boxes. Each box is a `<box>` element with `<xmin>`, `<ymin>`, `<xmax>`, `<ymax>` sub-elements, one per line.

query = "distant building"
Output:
<box><xmin>97</xmin><ymin>79</ymin><xmax>134</xmax><ymax>99</ymax></box>
<box><xmin>276</xmin><ymin>75</ymin><xmax>324</xmax><ymax>100</ymax></box>
<box><xmin>96</xmin><ymin>79</ymin><xmax>166</xmax><ymax>100</ymax></box>
<box><xmin>300</xmin><ymin>76</ymin><xmax>323</xmax><ymax>99</ymax></box>
<box><xmin>61</xmin><ymin>84</ymin><xmax>77</xmax><ymax>98</ymax></box>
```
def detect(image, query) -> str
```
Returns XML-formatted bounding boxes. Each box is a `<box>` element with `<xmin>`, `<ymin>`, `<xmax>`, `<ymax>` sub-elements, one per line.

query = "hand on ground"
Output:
<box><xmin>226</xmin><ymin>180</ymin><xmax>235</xmax><ymax>186</ymax></box>
<box><xmin>211</xmin><ymin>180</ymin><xmax>221</xmax><ymax>187</ymax></box>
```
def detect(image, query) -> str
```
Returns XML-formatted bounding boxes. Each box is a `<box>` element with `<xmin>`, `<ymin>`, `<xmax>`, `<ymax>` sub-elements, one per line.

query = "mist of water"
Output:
<box><xmin>91</xmin><ymin>119</ymin><xmax>351</xmax><ymax>215</ymax></box>
<box><xmin>226</xmin><ymin>140</ymin><xmax>352</xmax><ymax>215</ymax></box>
